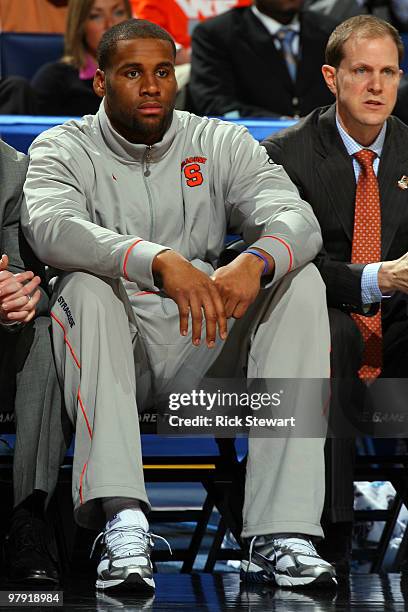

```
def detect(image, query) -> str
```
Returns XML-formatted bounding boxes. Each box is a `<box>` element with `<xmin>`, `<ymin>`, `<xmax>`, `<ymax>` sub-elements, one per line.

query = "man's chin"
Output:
<box><xmin>132</xmin><ymin>113</ymin><xmax>172</xmax><ymax>141</ymax></box>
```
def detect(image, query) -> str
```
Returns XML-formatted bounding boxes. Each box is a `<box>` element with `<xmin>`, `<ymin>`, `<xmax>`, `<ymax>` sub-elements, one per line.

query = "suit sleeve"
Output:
<box><xmin>221</xmin><ymin>127</ymin><xmax>323</xmax><ymax>285</ymax></box>
<box><xmin>1</xmin><ymin>158</ymin><xmax>49</xmax><ymax>318</ymax></box>
<box><xmin>190</xmin><ymin>22</ymin><xmax>281</xmax><ymax>118</ymax></box>
<box><xmin>22</xmin><ymin>137</ymin><xmax>169</xmax><ymax>291</ymax></box>
<box><xmin>262</xmin><ymin>136</ymin><xmax>375</xmax><ymax>313</ymax></box>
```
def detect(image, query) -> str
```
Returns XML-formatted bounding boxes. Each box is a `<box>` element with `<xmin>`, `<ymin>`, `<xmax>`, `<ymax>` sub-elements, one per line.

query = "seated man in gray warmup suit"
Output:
<box><xmin>0</xmin><ymin>139</ymin><xmax>70</xmax><ymax>584</ymax></box>
<box><xmin>22</xmin><ymin>19</ymin><xmax>334</xmax><ymax>592</ymax></box>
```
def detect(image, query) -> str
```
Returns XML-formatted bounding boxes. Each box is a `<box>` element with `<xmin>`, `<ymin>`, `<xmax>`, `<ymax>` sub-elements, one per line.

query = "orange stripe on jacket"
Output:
<box><xmin>123</xmin><ymin>239</ymin><xmax>144</xmax><ymax>280</ymax></box>
<box><xmin>262</xmin><ymin>235</ymin><xmax>293</xmax><ymax>273</ymax></box>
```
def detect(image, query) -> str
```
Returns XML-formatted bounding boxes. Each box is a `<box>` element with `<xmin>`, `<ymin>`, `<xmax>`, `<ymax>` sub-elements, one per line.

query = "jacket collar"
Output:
<box><xmin>96</xmin><ymin>99</ymin><xmax>181</xmax><ymax>163</ymax></box>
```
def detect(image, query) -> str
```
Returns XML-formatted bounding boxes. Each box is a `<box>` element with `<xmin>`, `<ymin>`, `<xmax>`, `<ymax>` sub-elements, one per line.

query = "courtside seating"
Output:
<box><xmin>0</xmin><ymin>33</ymin><xmax>63</xmax><ymax>80</ymax></box>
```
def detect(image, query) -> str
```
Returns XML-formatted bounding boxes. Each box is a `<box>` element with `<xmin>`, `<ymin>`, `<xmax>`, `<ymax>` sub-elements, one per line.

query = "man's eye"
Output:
<box><xmin>126</xmin><ymin>70</ymin><xmax>139</xmax><ymax>78</ymax></box>
<box><xmin>384</xmin><ymin>68</ymin><xmax>396</xmax><ymax>76</ymax></box>
<box><xmin>355</xmin><ymin>67</ymin><xmax>366</xmax><ymax>74</ymax></box>
<box><xmin>157</xmin><ymin>69</ymin><xmax>169</xmax><ymax>78</ymax></box>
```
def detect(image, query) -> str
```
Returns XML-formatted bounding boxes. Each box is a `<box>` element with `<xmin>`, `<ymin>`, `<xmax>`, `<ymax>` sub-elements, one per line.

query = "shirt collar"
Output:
<box><xmin>251</xmin><ymin>5</ymin><xmax>300</xmax><ymax>37</ymax></box>
<box><xmin>335</xmin><ymin>113</ymin><xmax>387</xmax><ymax>159</ymax></box>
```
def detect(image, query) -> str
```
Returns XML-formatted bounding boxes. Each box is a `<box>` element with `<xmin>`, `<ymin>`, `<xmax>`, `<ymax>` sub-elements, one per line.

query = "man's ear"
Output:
<box><xmin>93</xmin><ymin>68</ymin><xmax>106</xmax><ymax>98</ymax></box>
<box><xmin>322</xmin><ymin>64</ymin><xmax>337</xmax><ymax>97</ymax></box>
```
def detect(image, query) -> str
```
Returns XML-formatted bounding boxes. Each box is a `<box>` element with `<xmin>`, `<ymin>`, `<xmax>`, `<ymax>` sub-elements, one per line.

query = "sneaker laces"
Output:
<box><xmin>247</xmin><ymin>535</ymin><xmax>317</xmax><ymax>573</ymax></box>
<box><xmin>90</xmin><ymin>526</ymin><xmax>172</xmax><ymax>559</ymax></box>
<box><xmin>275</xmin><ymin>536</ymin><xmax>317</xmax><ymax>555</ymax></box>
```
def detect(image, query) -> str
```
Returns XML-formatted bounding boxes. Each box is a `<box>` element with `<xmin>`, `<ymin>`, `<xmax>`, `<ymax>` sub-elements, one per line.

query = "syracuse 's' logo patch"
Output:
<box><xmin>181</xmin><ymin>156</ymin><xmax>207</xmax><ymax>187</ymax></box>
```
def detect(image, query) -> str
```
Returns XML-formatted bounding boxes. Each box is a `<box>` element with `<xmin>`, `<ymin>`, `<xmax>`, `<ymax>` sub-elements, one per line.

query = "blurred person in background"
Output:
<box><xmin>189</xmin><ymin>0</ymin><xmax>336</xmax><ymax>119</ymax></box>
<box><xmin>0</xmin><ymin>0</ymin><xmax>67</xmax><ymax>33</ymax></box>
<box><xmin>130</xmin><ymin>1</ymin><xmax>253</xmax><ymax>107</ymax></box>
<box><xmin>32</xmin><ymin>0</ymin><xmax>132</xmax><ymax>116</ymax></box>
<box><xmin>305</xmin><ymin>0</ymin><xmax>408</xmax><ymax>31</ymax></box>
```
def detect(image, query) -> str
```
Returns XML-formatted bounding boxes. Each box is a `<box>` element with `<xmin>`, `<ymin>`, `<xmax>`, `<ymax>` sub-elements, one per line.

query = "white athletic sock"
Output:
<box><xmin>106</xmin><ymin>507</ymin><xmax>149</xmax><ymax>532</ymax></box>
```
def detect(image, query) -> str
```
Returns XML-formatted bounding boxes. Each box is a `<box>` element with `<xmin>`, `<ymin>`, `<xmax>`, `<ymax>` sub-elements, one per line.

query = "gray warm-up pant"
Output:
<box><xmin>50</xmin><ymin>263</ymin><xmax>330</xmax><ymax>537</ymax></box>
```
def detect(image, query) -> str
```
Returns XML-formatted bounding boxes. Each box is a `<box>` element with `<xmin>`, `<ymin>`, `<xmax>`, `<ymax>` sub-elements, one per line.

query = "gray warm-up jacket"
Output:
<box><xmin>22</xmin><ymin>103</ymin><xmax>322</xmax><ymax>294</ymax></box>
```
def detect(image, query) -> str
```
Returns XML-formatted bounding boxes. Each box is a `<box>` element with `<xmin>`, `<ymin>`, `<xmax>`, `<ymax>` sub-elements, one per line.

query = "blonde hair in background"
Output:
<box><xmin>62</xmin><ymin>0</ymin><xmax>132</xmax><ymax>69</ymax></box>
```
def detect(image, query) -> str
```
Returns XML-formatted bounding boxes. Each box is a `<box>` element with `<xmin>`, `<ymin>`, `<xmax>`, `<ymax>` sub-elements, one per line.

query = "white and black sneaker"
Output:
<box><xmin>91</xmin><ymin>509</ymin><xmax>170</xmax><ymax>592</ymax></box>
<box><xmin>240</xmin><ymin>534</ymin><xmax>337</xmax><ymax>588</ymax></box>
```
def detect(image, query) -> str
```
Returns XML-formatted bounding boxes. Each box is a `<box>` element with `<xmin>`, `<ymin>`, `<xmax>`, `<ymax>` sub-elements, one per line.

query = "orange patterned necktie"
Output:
<box><xmin>351</xmin><ymin>149</ymin><xmax>382</xmax><ymax>381</ymax></box>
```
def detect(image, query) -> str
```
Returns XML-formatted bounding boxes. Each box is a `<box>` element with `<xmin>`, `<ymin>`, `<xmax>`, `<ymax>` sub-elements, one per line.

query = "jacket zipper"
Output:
<box><xmin>142</xmin><ymin>145</ymin><xmax>154</xmax><ymax>242</ymax></box>
<box><xmin>142</xmin><ymin>145</ymin><xmax>168</xmax><ymax>314</ymax></box>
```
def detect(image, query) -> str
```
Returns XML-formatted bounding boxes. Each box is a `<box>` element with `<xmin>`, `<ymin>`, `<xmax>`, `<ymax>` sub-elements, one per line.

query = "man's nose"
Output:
<box><xmin>140</xmin><ymin>74</ymin><xmax>160</xmax><ymax>95</ymax></box>
<box><xmin>368</xmin><ymin>72</ymin><xmax>383</xmax><ymax>93</ymax></box>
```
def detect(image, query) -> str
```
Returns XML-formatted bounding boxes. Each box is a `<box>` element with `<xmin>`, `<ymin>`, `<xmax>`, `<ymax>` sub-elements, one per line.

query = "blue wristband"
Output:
<box><xmin>242</xmin><ymin>249</ymin><xmax>269</xmax><ymax>275</ymax></box>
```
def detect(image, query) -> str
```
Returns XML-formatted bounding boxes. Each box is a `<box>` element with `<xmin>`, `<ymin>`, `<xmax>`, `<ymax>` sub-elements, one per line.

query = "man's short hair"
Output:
<box><xmin>97</xmin><ymin>19</ymin><xmax>177</xmax><ymax>71</ymax></box>
<box><xmin>325</xmin><ymin>15</ymin><xmax>404</xmax><ymax>68</ymax></box>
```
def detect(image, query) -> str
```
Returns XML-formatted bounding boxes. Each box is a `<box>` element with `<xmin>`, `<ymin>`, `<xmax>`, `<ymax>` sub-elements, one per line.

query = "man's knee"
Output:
<box><xmin>53</xmin><ymin>272</ymin><xmax>119</xmax><ymax>319</ymax></box>
<box><xmin>283</xmin><ymin>263</ymin><xmax>327</xmax><ymax>312</ymax></box>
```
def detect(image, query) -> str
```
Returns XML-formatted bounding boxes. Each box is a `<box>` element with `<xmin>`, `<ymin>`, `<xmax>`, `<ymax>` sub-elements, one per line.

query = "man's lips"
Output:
<box><xmin>137</xmin><ymin>103</ymin><xmax>163</xmax><ymax>115</ymax></box>
<box><xmin>364</xmin><ymin>100</ymin><xmax>385</xmax><ymax>107</ymax></box>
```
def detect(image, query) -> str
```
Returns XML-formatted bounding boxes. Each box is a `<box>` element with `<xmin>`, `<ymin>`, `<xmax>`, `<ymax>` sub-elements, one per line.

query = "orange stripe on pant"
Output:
<box><xmin>79</xmin><ymin>462</ymin><xmax>88</xmax><ymax>505</ymax></box>
<box><xmin>51</xmin><ymin>312</ymin><xmax>81</xmax><ymax>369</ymax></box>
<box><xmin>51</xmin><ymin>310</ymin><xmax>92</xmax><ymax>504</ymax></box>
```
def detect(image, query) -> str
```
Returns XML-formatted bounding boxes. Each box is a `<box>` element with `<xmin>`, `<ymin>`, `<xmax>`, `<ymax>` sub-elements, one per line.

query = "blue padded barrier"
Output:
<box><xmin>0</xmin><ymin>115</ymin><xmax>297</xmax><ymax>154</ymax></box>
<box><xmin>0</xmin><ymin>33</ymin><xmax>64</xmax><ymax>80</ymax></box>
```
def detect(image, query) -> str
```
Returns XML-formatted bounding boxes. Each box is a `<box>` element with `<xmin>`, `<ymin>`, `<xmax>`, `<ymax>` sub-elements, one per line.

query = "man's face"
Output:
<box><xmin>322</xmin><ymin>35</ymin><xmax>401</xmax><ymax>143</ymax></box>
<box><xmin>94</xmin><ymin>38</ymin><xmax>177</xmax><ymax>145</ymax></box>
<box><xmin>255</xmin><ymin>0</ymin><xmax>303</xmax><ymax>20</ymax></box>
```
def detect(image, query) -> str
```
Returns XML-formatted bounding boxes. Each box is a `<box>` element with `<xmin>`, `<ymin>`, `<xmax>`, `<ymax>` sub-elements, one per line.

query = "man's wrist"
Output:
<box><xmin>242</xmin><ymin>249</ymin><xmax>270</xmax><ymax>275</ymax></box>
<box><xmin>378</xmin><ymin>261</ymin><xmax>395</xmax><ymax>293</ymax></box>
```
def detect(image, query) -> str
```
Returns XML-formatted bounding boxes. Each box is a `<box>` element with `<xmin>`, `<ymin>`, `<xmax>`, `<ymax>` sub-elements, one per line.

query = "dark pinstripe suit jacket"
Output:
<box><xmin>0</xmin><ymin>139</ymin><xmax>48</xmax><ymax>315</ymax></box>
<box><xmin>262</xmin><ymin>104</ymin><xmax>408</xmax><ymax>320</ymax></box>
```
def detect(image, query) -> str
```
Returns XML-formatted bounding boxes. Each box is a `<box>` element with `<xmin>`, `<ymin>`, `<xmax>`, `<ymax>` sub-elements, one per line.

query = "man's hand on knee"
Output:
<box><xmin>152</xmin><ymin>250</ymin><xmax>228</xmax><ymax>347</ymax></box>
<box><xmin>212</xmin><ymin>249</ymin><xmax>275</xmax><ymax>319</ymax></box>
<box><xmin>0</xmin><ymin>254</ymin><xmax>41</xmax><ymax>324</ymax></box>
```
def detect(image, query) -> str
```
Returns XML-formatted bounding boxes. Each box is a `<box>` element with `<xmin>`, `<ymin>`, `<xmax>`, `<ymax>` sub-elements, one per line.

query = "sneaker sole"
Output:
<box><xmin>96</xmin><ymin>571</ymin><xmax>155</xmax><ymax>592</ymax></box>
<box><xmin>275</xmin><ymin>572</ymin><xmax>338</xmax><ymax>588</ymax></box>
<box><xmin>240</xmin><ymin>560</ymin><xmax>337</xmax><ymax>588</ymax></box>
<box><xmin>8</xmin><ymin>571</ymin><xmax>59</xmax><ymax>585</ymax></box>
<box><xmin>240</xmin><ymin>560</ymin><xmax>274</xmax><ymax>584</ymax></box>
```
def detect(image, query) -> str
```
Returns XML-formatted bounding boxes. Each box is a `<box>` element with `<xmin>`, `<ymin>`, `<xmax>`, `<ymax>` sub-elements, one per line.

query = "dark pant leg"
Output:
<box><xmin>1</xmin><ymin>317</ymin><xmax>72</xmax><ymax>508</ymax></box>
<box><xmin>324</xmin><ymin>308</ymin><xmax>364</xmax><ymax>523</ymax></box>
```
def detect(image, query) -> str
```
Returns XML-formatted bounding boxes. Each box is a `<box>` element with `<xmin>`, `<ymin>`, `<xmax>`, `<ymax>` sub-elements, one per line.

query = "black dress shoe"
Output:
<box><xmin>5</xmin><ymin>509</ymin><xmax>59</xmax><ymax>583</ymax></box>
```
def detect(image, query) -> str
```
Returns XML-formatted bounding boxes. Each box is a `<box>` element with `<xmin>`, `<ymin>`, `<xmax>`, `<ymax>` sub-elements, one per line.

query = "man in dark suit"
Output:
<box><xmin>305</xmin><ymin>0</ymin><xmax>408</xmax><ymax>31</ymax></box>
<box><xmin>189</xmin><ymin>0</ymin><xmax>336</xmax><ymax>119</ymax></box>
<box><xmin>0</xmin><ymin>139</ymin><xmax>70</xmax><ymax>583</ymax></box>
<box><xmin>263</xmin><ymin>14</ymin><xmax>407</xmax><ymax>571</ymax></box>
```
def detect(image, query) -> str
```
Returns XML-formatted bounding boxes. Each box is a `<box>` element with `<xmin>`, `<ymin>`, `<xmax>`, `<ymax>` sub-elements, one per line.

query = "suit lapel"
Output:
<box><xmin>315</xmin><ymin>106</ymin><xmax>356</xmax><ymax>242</ymax></box>
<box><xmin>296</xmin><ymin>12</ymin><xmax>323</xmax><ymax>93</ymax></box>
<box><xmin>243</xmin><ymin>9</ymin><xmax>293</xmax><ymax>90</ymax></box>
<box><xmin>378</xmin><ymin>118</ymin><xmax>408</xmax><ymax>258</ymax></box>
